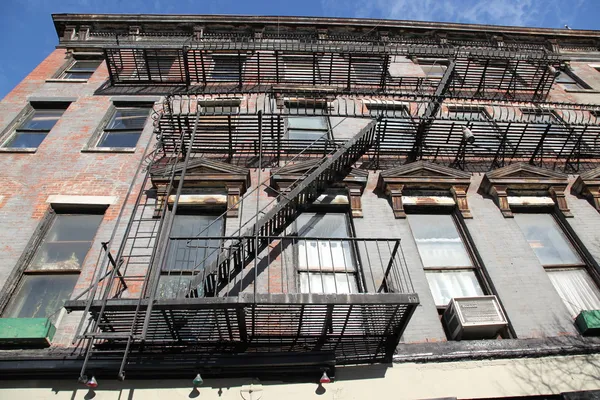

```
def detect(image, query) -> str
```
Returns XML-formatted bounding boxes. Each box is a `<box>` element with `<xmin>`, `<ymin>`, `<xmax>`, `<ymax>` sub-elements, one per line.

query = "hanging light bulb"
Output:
<box><xmin>319</xmin><ymin>371</ymin><xmax>331</xmax><ymax>384</ymax></box>
<box><xmin>193</xmin><ymin>373</ymin><xmax>204</xmax><ymax>386</ymax></box>
<box><xmin>85</xmin><ymin>376</ymin><xmax>98</xmax><ymax>389</ymax></box>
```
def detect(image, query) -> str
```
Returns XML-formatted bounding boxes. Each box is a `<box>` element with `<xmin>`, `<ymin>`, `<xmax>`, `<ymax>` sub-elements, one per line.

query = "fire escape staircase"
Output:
<box><xmin>182</xmin><ymin>117</ymin><xmax>380</xmax><ymax>297</ymax></box>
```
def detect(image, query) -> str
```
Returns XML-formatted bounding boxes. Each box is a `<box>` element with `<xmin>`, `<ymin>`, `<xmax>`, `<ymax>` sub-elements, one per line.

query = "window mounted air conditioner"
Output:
<box><xmin>442</xmin><ymin>296</ymin><xmax>508</xmax><ymax>340</ymax></box>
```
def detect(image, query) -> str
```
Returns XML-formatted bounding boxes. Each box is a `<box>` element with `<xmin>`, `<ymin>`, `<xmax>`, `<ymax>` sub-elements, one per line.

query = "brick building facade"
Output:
<box><xmin>2</xmin><ymin>13</ymin><xmax>600</xmax><ymax>399</ymax></box>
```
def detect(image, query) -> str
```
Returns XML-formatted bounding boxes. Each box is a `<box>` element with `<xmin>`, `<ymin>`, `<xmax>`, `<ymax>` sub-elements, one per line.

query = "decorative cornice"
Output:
<box><xmin>572</xmin><ymin>166</ymin><xmax>600</xmax><ymax>213</ymax></box>
<box><xmin>150</xmin><ymin>157</ymin><xmax>250</xmax><ymax>217</ymax></box>
<box><xmin>378</xmin><ymin>161</ymin><xmax>472</xmax><ymax>219</ymax></box>
<box><xmin>271</xmin><ymin>161</ymin><xmax>367</xmax><ymax>217</ymax></box>
<box><xmin>479</xmin><ymin>162</ymin><xmax>571</xmax><ymax>218</ymax></box>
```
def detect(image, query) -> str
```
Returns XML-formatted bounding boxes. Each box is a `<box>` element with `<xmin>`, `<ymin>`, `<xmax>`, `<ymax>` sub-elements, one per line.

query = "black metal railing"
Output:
<box><xmin>147</xmin><ymin>236</ymin><xmax>413</xmax><ymax>300</ymax></box>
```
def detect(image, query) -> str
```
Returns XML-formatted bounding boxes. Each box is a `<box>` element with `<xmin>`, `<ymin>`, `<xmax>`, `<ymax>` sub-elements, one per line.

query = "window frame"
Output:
<box><xmin>210</xmin><ymin>54</ymin><xmax>246</xmax><ymax>82</ymax></box>
<box><xmin>555</xmin><ymin>68</ymin><xmax>593</xmax><ymax>92</ymax></box>
<box><xmin>284</xmin><ymin>101</ymin><xmax>331</xmax><ymax>142</ymax></box>
<box><xmin>406</xmin><ymin>208</ymin><xmax>492</xmax><ymax>312</ymax></box>
<box><xmin>416</xmin><ymin>58</ymin><xmax>449</xmax><ymax>79</ymax></box>
<box><xmin>155</xmin><ymin>204</ymin><xmax>226</xmax><ymax>299</ymax></box>
<box><xmin>519</xmin><ymin>107</ymin><xmax>571</xmax><ymax>153</ymax></box>
<box><xmin>0</xmin><ymin>102</ymin><xmax>69</xmax><ymax>153</ymax></box>
<box><xmin>0</xmin><ymin>205</ymin><xmax>105</xmax><ymax>322</ymax></box>
<box><xmin>82</xmin><ymin>101</ymin><xmax>153</xmax><ymax>153</ymax></box>
<box><xmin>48</xmin><ymin>53</ymin><xmax>103</xmax><ymax>83</ymax></box>
<box><xmin>514</xmin><ymin>208</ymin><xmax>600</xmax><ymax>317</ymax></box>
<box><xmin>282</xmin><ymin>54</ymin><xmax>323</xmax><ymax>83</ymax></box>
<box><xmin>290</xmin><ymin>211</ymin><xmax>363</xmax><ymax>295</ymax></box>
<box><xmin>446</xmin><ymin>106</ymin><xmax>504</xmax><ymax>152</ymax></box>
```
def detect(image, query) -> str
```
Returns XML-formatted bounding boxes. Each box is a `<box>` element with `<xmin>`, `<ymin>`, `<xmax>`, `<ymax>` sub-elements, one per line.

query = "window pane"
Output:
<box><xmin>288</xmin><ymin>116</ymin><xmax>327</xmax><ymax>130</ymax></box>
<box><xmin>4</xmin><ymin>132</ymin><xmax>47</xmax><ymax>148</ymax></box>
<box><xmin>294</xmin><ymin>213</ymin><xmax>357</xmax><ymax>293</ymax></box>
<box><xmin>105</xmin><ymin>108</ymin><xmax>148</xmax><ymax>130</ymax></box>
<box><xmin>3</xmin><ymin>274</ymin><xmax>78</xmax><ymax>321</ymax></box>
<box><xmin>514</xmin><ymin>214</ymin><xmax>582</xmax><ymax>266</ymax></box>
<box><xmin>98</xmin><ymin>131</ymin><xmax>141</xmax><ymax>148</ymax></box>
<box><xmin>420</xmin><ymin>62</ymin><xmax>447</xmax><ymax>78</ymax></box>
<box><xmin>425</xmin><ymin>270</ymin><xmax>484</xmax><ymax>307</ymax></box>
<box><xmin>556</xmin><ymin>72</ymin><xmax>576</xmax><ymax>84</ymax></box>
<box><xmin>157</xmin><ymin>275</ymin><xmax>200</xmax><ymax>299</ymax></box>
<box><xmin>29</xmin><ymin>214</ymin><xmax>103</xmax><ymax>271</ymax></box>
<box><xmin>408</xmin><ymin>214</ymin><xmax>473</xmax><ymax>268</ymax></box>
<box><xmin>300</xmin><ymin>272</ymin><xmax>357</xmax><ymax>294</ymax></box>
<box><xmin>164</xmin><ymin>214</ymin><xmax>224</xmax><ymax>271</ymax></box>
<box><xmin>294</xmin><ymin>213</ymin><xmax>350</xmax><ymax>238</ymax></box>
<box><xmin>547</xmin><ymin>268</ymin><xmax>600</xmax><ymax>317</ymax></box>
<box><xmin>283</xmin><ymin>56</ymin><xmax>319</xmax><ymax>81</ymax></box>
<box><xmin>21</xmin><ymin>109</ymin><xmax>64</xmax><ymax>130</ymax></box>
<box><xmin>211</xmin><ymin>56</ymin><xmax>242</xmax><ymax>80</ymax></box>
<box><xmin>288</xmin><ymin>130</ymin><xmax>326</xmax><ymax>141</ymax></box>
<box><xmin>298</xmin><ymin>239</ymin><xmax>355</xmax><ymax>272</ymax></box>
<box><xmin>70</xmin><ymin>60</ymin><xmax>102</xmax><ymax>71</ymax></box>
<box><xmin>63</xmin><ymin>71</ymin><xmax>93</xmax><ymax>79</ymax></box>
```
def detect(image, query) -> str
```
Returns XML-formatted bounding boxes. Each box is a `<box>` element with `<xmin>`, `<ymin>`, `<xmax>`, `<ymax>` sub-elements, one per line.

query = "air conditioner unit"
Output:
<box><xmin>442</xmin><ymin>296</ymin><xmax>508</xmax><ymax>340</ymax></box>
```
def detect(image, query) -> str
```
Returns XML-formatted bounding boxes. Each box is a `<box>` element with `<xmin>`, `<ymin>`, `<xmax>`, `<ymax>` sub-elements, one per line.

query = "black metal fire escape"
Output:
<box><xmin>182</xmin><ymin>118</ymin><xmax>379</xmax><ymax>298</ymax></box>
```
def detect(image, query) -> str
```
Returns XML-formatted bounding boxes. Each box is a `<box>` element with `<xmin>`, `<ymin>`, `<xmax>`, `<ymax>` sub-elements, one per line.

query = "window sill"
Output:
<box><xmin>45</xmin><ymin>78</ymin><xmax>88</xmax><ymax>83</ymax></box>
<box><xmin>0</xmin><ymin>318</ymin><xmax>56</xmax><ymax>347</ymax></box>
<box><xmin>81</xmin><ymin>147</ymin><xmax>137</xmax><ymax>153</ymax></box>
<box><xmin>564</xmin><ymin>88</ymin><xmax>600</xmax><ymax>94</ymax></box>
<box><xmin>0</xmin><ymin>147</ymin><xmax>37</xmax><ymax>153</ymax></box>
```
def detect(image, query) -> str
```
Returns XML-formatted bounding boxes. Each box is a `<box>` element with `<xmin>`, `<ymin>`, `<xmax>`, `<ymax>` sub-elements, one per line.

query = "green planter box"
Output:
<box><xmin>0</xmin><ymin>318</ymin><xmax>56</xmax><ymax>347</ymax></box>
<box><xmin>575</xmin><ymin>310</ymin><xmax>600</xmax><ymax>336</ymax></box>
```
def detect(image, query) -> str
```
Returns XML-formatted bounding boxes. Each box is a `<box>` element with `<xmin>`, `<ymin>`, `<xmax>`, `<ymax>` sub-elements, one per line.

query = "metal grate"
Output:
<box><xmin>104</xmin><ymin>47</ymin><xmax>558</xmax><ymax>100</ymax></box>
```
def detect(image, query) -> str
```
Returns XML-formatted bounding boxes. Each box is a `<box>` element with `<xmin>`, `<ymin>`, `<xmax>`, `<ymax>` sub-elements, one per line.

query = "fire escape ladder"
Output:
<box><xmin>181</xmin><ymin>118</ymin><xmax>380</xmax><ymax>298</ymax></box>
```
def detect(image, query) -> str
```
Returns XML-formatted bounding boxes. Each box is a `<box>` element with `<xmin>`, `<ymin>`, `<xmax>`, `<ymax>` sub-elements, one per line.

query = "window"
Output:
<box><xmin>95</xmin><ymin>105</ymin><xmax>151</xmax><ymax>149</ymax></box>
<box><xmin>0</xmin><ymin>103</ymin><xmax>68</xmax><ymax>149</ymax></box>
<box><xmin>60</xmin><ymin>59</ymin><xmax>102</xmax><ymax>80</ymax></box>
<box><xmin>293</xmin><ymin>213</ymin><xmax>357</xmax><ymax>294</ymax></box>
<box><xmin>556</xmin><ymin>70</ymin><xmax>591</xmax><ymax>91</ymax></box>
<box><xmin>211</xmin><ymin>55</ymin><xmax>245</xmax><ymax>81</ymax></box>
<box><xmin>283</xmin><ymin>55</ymin><xmax>321</xmax><ymax>82</ymax></box>
<box><xmin>520</xmin><ymin>108</ymin><xmax>569</xmax><ymax>152</ymax></box>
<box><xmin>286</xmin><ymin>104</ymin><xmax>329</xmax><ymax>141</ymax></box>
<box><xmin>364</xmin><ymin>101</ymin><xmax>410</xmax><ymax>118</ymax></box>
<box><xmin>447</xmin><ymin>107</ymin><xmax>502</xmax><ymax>151</ymax></box>
<box><xmin>408</xmin><ymin>214</ymin><xmax>484</xmax><ymax>307</ymax></box>
<box><xmin>2</xmin><ymin>211</ymin><xmax>103</xmax><ymax>322</ymax></box>
<box><xmin>157</xmin><ymin>211</ymin><xmax>224</xmax><ymax>299</ymax></box>
<box><xmin>196</xmin><ymin>100</ymin><xmax>241</xmax><ymax>152</ymax></box>
<box><xmin>417</xmin><ymin>59</ymin><xmax>448</xmax><ymax>79</ymax></box>
<box><xmin>145</xmin><ymin>52</ymin><xmax>179</xmax><ymax>82</ymax></box>
<box><xmin>514</xmin><ymin>213</ymin><xmax>600</xmax><ymax>317</ymax></box>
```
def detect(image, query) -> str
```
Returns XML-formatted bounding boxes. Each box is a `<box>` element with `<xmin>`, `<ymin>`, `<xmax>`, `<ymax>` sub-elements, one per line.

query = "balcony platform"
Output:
<box><xmin>65</xmin><ymin>292</ymin><xmax>418</xmax><ymax>363</ymax></box>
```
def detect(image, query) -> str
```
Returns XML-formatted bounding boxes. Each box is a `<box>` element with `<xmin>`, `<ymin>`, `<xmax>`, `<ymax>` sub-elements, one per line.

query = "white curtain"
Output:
<box><xmin>425</xmin><ymin>270</ymin><xmax>484</xmax><ymax>307</ymax></box>
<box><xmin>298</xmin><ymin>240</ymin><xmax>354</xmax><ymax>272</ymax></box>
<box><xmin>299</xmin><ymin>272</ymin><xmax>356</xmax><ymax>294</ymax></box>
<box><xmin>547</xmin><ymin>268</ymin><xmax>600</xmax><ymax>318</ymax></box>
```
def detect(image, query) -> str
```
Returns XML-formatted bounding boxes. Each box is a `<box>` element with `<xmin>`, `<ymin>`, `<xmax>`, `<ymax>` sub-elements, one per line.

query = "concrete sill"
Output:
<box><xmin>0</xmin><ymin>318</ymin><xmax>56</xmax><ymax>347</ymax></box>
<box><xmin>564</xmin><ymin>88</ymin><xmax>600</xmax><ymax>94</ymax></box>
<box><xmin>81</xmin><ymin>147</ymin><xmax>137</xmax><ymax>153</ymax></box>
<box><xmin>45</xmin><ymin>79</ymin><xmax>88</xmax><ymax>83</ymax></box>
<box><xmin>0</xmin><ymin>147</ymin><xmax>37</xmax><ymax>153</ymax></box>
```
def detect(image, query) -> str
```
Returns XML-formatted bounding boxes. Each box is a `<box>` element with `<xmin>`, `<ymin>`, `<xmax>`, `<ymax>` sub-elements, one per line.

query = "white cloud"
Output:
<box><xmin>322</xmin><ymin>0</ymin><xmax>586</xmax><ymax>29</ymax></box>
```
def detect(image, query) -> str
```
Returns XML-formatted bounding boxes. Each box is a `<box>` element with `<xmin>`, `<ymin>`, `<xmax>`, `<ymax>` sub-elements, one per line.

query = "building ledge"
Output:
<box><xmin>393</xmin><ymin>335</ymin><xmax>600</xmax><ymax>364</ymax></box>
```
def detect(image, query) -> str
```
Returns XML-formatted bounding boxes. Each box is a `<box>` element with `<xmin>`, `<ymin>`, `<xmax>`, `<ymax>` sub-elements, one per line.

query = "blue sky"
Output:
<box><xmin>0</xmin><ymin>0</ymin><xmax>598</xmax><ymax>99</ymax></box>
